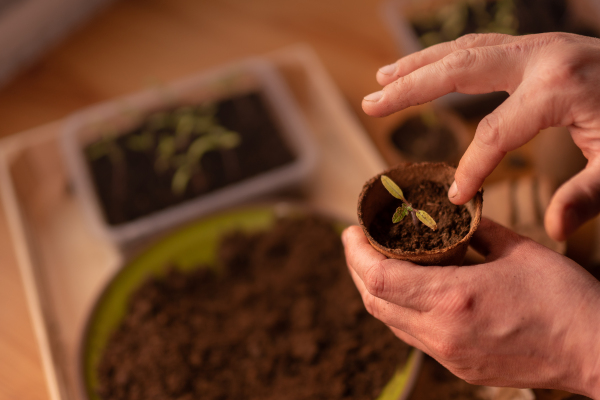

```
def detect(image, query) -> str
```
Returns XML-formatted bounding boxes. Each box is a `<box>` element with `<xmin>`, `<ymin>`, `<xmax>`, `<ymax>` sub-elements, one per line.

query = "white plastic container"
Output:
<box><xmin>62</xmin><ymin>58</ymin><xmax>317</xmax><ymax>246</ymax></box>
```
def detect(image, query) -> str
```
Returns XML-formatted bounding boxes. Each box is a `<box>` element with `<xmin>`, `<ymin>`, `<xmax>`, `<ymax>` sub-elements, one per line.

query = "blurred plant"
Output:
<box><xmin>171</xmin><ymin>127</ymin><xmax>240</xmax><ymax>195</ymax></box>
<box><xmin>86</xmin><ymin>101</ymin><xmax>242</xmax><ymax>197</ymax></box>
<box><xmin>414</xmin><ymin>0</ymin><xmax>518</xmax><ymax>48</ymax></box>
<box><xmin>381</xmin><ymin>175</ymin><xmax>438</xmax><ymax>231</ymax></box>
<box><xmin>86</xmin><ymin>132</ymin><xmax>124</xmax><ymax>165</ymax></box>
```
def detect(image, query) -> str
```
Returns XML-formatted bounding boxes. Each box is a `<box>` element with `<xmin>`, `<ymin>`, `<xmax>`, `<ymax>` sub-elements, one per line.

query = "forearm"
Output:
<box><xmin>564</xmin><ymin>285</ymin><xmax>600</xmax><ymax>399</ymax></box>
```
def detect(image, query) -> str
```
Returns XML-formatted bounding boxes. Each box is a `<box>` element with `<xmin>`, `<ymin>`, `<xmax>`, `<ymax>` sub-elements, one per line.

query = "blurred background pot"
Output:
<box><xmin>371</xmin><ymin>105</ymin><xmax>471</xmax><ymax>166</ymax></box>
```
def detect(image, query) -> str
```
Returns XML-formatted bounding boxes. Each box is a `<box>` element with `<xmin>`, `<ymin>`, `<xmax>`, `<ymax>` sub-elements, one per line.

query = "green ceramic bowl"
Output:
<box><xmin>79</xmin><ymin>204</ymin><xmax>422</xmax><ymax>400</ymax></box>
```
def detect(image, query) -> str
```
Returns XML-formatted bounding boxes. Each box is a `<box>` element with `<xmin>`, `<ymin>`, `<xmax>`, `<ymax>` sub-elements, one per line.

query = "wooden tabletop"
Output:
<box><xmin>0</xmin><ymin>1</ymin><xmax>584</xmax><ymax>400</ymax></box>
<box><xmin>0</xmin><ymin>1</ymin><xmax>398</xmax><ymax>399</ymax></box>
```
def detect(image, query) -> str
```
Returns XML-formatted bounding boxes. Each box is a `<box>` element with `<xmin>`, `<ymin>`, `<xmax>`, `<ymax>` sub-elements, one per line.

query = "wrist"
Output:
<box><xmin>568</xmin><ymin>287</ymin><xmax>600</xmax><ymax>399</ymax></box>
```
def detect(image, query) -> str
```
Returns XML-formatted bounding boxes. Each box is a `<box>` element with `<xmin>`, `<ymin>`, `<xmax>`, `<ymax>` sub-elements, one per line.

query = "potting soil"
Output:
<box><xmin>96</xmin><ymin>216</ymin><xmax>410</xmax><ymax>400</ymax></box>
<box><xmin>369</xmin><ymin>181</ymin><xmax>471</xmax><ymax>252</ymax></box>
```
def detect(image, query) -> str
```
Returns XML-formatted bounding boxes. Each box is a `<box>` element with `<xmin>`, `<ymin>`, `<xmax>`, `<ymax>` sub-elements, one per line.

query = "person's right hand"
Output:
<box><xmin>362</xmin><ymin>32</ymin><xmax>600</xmax><ymax>242</ymax></box>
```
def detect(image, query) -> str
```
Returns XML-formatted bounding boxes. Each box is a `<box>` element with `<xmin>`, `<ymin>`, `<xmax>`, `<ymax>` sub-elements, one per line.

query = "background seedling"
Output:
<box><xmin>86</xmin><ymin>102</ymin><xmax>242</xmax><ymax>197</ymax></box>
<box><xmin>381</xmin><ymin>175</ymin><xmax>438</xmax><ymax>231</ymax></box>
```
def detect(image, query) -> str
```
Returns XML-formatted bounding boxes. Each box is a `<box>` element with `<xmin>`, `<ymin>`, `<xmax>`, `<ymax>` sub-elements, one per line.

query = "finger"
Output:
<box><xmin>363</xmin><ymin>41</ymin><xmax>528</xmax><ymax>117</ymax></box>
<box><xmin>343</xmin><ymin>225</ymin><xmax>453</xmax><ymax>311</ymax></box>
<box><xmin>449</xmin><ymin>79</ymin><xmax>558</xmax><ymax>205</ymax></box>
<box><xmin>376</xmin><ymin>33</ymin><xmax>519</xmax><ymax>86</ymax></box>
<box><xmin>342</xmin><ymin>225</ymin><xmax>387</xmax><ymax>271</ymax></box>
<box><xmin>469</xmin><ymin>217</ymin><xmax>519</xmax><ymax>259</ymax></box>
<box><xmin>545</xmin><ymin>160</ymin><xmax>600</xmax><ymax>241</ymax></box>
<box><xmin>347</xmin><ymin>264</ymin><xmax>423</xmax><ymax>336</ymax></box>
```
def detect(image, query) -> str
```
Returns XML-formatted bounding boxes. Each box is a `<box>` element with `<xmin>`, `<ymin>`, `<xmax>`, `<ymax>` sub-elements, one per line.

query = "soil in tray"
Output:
<box><xmin>411</xmin><ymin>0</ymin><xmax>599</xmax><ymax>50</ymax></box>
<box><xmin>96</xmin><ymin>216</ymin><xmax>410</xmax><ymax>400</ymax></box>
<box><xmin>87</xmin><ymin>92</ymin><xmax>296</xmax><ymax>225</ymax></box>
<box><xmin>390</xmin><ymin>115</ymin><xmax>459</xmax><ymax>163</ymax></box>
<box><xmin>369</xmin><ymin>181</ymin><xmax>471</xmax><ymax>252</ymax></box>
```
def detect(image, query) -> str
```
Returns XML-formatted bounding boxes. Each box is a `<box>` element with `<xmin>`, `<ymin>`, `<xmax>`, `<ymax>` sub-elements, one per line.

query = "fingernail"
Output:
<box><xmin>378</xmin><ymin>63</ymin><xmax>397</xmax><ymax>75</ymax></box>
<box><xmin>364</xmin><ymin>90</ymin><xmax>383</xmax><ymax>102</ymax></box>
<box><xmin>448</xmin><ymin>181</ymin><xmax>458</xmax><ymax>199</ymax></box>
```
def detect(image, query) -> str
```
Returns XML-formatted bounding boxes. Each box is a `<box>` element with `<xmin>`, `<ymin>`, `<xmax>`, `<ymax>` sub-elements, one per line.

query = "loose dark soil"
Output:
<box><xmin>87</xmin><ymin>92</ymin><xmax>296</xmax><ymax>225</ymax></box>
<box><xmin>96</xmin><ymin>216</ymin><xmax>410</xmax><ymax>400</ymax></box>
<box><xmin>390</xmin><ymin>116</ymin><xmax>459</xmax><ymax>163</ymax></box>
<box><xmin>369</xmin><ymin>181</ymin><xmax>471</xmax><ymax>252</ymax></box>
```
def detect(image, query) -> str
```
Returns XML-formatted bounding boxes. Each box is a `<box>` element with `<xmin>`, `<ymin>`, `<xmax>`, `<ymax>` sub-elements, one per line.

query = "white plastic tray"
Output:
<box><xmin>62</xmin><ymin>57</ymin><xmax>318</xmax><ymax>247</ymax></box>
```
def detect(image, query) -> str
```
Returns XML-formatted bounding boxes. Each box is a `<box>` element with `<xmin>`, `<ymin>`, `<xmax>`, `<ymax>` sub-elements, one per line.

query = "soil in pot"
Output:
<box><xmin>96</xmin><ymin>215</ymin><xmax>410</xmax><ymax>400</ymax></box>
<box><xmin>86</xmin><ymin>92</ymin><xmax>296</xmax><ymax>225</ymax></box>
<box><xmin>369</xmin><ymin>180</ymin><xmax>471</xmax><ymax>252</ymax></box>
<box><xmin>412</xmin><ymin>0</ymin><xmax>599</xmax><ymax>49</ymax></box>
<box><xmin>389</xmin><ymin>114</ymin><xmax>460</xmax><ymax>163</ymax></box>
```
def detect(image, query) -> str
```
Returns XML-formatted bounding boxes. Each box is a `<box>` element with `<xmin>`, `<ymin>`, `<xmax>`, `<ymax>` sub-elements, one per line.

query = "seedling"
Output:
<box><xmin>415</xmin><ymin>0</ymin><xmax>517</xmax><ymax>48</ymax></box>
<box><xmin>381</xmin><ymin>175</ymin><xmax>437</xmax><ymax>231</ymax></box>
<box><xmin>88</xmin><ymin>102</ymin><xmax>242</xmax><ymax>197</ymax></box>
<box><xmin>171</xmin><ymin>127</ymin><xmax>240</xmax><ymax>195</ymax></box>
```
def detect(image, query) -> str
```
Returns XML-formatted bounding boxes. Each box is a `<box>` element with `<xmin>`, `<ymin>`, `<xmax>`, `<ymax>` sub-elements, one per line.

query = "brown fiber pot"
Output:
<box><xmin>357</xmin><ymin>162</ymin><xmax>483</xmax><ymax>266</ymax></box>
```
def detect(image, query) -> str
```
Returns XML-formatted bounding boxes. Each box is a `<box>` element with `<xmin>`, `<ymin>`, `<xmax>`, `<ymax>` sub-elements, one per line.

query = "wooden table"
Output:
<box><xmin>0</xmin><ymin>1</ymin><xmax>398</xmax><ymax>399</ymax></box>
<box><xmin>0</xmin><ymin>1</ymin><xmax>585</xmax><ymax>399</ymax></box>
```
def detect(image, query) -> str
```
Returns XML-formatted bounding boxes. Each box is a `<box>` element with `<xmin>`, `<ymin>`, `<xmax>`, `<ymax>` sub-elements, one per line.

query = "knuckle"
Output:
<box><xmin>502</xmin><ymin>40</ymin><xmax>528</xmax><ymax>56</ymax></box>
<box><xmin>440</xmin><ymin>285</ymin><xmax>477</xmax><ymax>319</ymax></box>
<box><xmin>525</xmin><ymin>32</ymin><xmax>575</xmax><ymax>49</ymax></box>
<box><xmin>475</xmin><ymin>113</ymin><xmax>503</xmax><ymax>150</ymax></box>
<box><xmin>441</xmin><ymin>48</ymin><xmax>477</xmax><ymax>73</ymax></box>
<box><xmin>363</xmin><ymin>260</ymin><xmax>388</xmax><ymax>298</ymax></box>
<box><xmin>432</xmin><ymin>338</ymin><xmax>463</xmax><ymax>361</ymax></box>
<box><xmin>545</xmin><ymin>31</ymin><xmax>577</xmax><ymax>45</ymax></box>
<box><xmin>542</xmin><ymin>58</ymin><xmax>586</xmax><ymax>87</ymax></box>
<box><xmin>452</xmin><ymin>33</ymin><xmax>482</xmax><ymax>49</ymax></box>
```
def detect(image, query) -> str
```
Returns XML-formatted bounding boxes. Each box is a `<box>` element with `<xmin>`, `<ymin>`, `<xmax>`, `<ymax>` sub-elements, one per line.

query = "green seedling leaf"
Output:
<box><xmin>392</xmin><ymin>204</ymin><xmax>411</xmax><ymax>223</ymax></box>
<box><xmin>176</xmin><ymin>113</ymin><xmax>195</xmax><ymax>139</ymax></box>
<box><xmin>155</xmin><ymin>136</ymin><xmax>176</xmax><ymax>173</ymax></box>
<box><xmin>381</xmin><ymin>175</ymin><xmax>405</xmax><ymax>201</ymax></box>
<box><xmin>416</xmin><ymin>210</ymin><xmax>438</xmax><ymax>231</ymax></box>
<box><xmin>216</xmin><ymin>131</ymin><xmax>241</xmax><ymax>149</ymax></box>
<box><xmin>188</xmin><ymin>136</ymin><xmax>215</xmax><ymax>162</ymax></box>
<box><xmin>194</xmin><ymin>115</ymin><xmax>214</xmax><ymax>133</ymax></box>
<box><xmin>157</xmin><ymin>136</ymin><xmax>175</xmax><ymax>158</ymax></box>
<box><xmin>172</xmin><ymin>164</ymin><xmax>192</xmax><ymax>196</ymax></box>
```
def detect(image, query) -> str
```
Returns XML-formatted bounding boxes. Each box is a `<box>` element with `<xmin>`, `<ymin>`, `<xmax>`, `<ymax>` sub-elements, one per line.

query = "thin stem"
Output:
<box><xmin>410</xmin><ymin>211</ymin><xmax>420</xmax><ymax>233</ymax></box>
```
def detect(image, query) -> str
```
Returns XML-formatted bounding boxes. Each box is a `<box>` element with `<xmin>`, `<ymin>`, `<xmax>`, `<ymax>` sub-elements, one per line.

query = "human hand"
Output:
<box><xmin>342</xmin><ymin>218</ymin><xmax>600</xmax><ymax>398</ymax></box>
<box><xmin>362</xmin><ymin>33</ymin><xmax>600</xmax><ymax>241</ymax></box>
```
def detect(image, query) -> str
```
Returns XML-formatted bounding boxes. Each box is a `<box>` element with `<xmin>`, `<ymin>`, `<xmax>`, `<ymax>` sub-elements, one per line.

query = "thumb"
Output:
<box><xmin>545</xmin><ymin>160</ymin><xmax>600</xmax><ymax>242</ymax></box>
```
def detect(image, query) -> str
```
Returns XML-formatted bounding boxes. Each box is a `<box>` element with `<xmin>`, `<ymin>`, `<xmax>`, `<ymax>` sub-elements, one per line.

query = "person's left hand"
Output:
<box><xmin>342</xmin><ymin>218</ymin><xmax>600</xmax><ymax>397</ymax></box>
